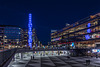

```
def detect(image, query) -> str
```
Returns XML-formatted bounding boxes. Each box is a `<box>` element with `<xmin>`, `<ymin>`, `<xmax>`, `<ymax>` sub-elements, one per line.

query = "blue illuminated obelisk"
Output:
<box><xmin>28</xmin><ymin>13</ymin><xmax>32</xmax><ymax>48</ymax></box>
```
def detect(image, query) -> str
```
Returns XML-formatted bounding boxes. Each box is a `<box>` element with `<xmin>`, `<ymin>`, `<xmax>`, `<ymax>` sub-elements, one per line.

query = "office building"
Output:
<box><xmin>51</xmin><ymin>13</ymin><xmax>100</xmax><ymax>49</ymax></box>
<box><xmin>22</xmin><ymin>28</ymin><xmax>39</xmax><ymax>47</ymax></box>
<box><xmin>0</xmin><ymin>25</ymin><xmax>22</xmax><ymax>46</ymax></box>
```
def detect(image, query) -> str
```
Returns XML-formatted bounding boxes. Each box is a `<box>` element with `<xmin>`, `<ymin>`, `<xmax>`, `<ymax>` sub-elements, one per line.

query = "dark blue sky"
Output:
<box><xmin>0</xmin><ymin>0</ymin><xmax>100</xmax><ymax>45</ymax></box>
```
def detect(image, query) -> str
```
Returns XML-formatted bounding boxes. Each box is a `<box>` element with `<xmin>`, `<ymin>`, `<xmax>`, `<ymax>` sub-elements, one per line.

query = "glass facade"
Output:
<box><xmin>4</xmin><ymin>26</ymin><xmax>22</xmax><ymax>45</ymax></box>
<box><xmin>4</xmin><ymin>27</ymin><xmax>21</xmax><ymax>39</ymax></box>
<box><xmin>51</xmin><ymin>13</ymin><xmax>100</xmax><ymax>48</ymax></box>
<box><xmin>0</xmin><ymin>25</ymin><xmax>22</xmax><ymax>45</ymax></box>
<box><xmin>0</xmin><ymin>25</ymin><xmax>40</xmax><ymax>47</ymax></box>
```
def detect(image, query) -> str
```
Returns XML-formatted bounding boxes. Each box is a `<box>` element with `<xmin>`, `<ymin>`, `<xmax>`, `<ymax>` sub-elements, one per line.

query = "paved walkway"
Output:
<box><xmin>26</xmin><ymin>56</ymin><xmax>100</xmax><ymax>67</ymax></box>
<box><xmin>8</xmin><ymin>51</ymin><xmax>100</xmax><ymax>67</ymax></box>
<box><xmin>7</xmin><ymin>51</ymin><xmax>68</xmax><ymax>67</ymax></box>
<box><xmin>8</xmin><ymin>53</ymin><xmax>31</xmax><ymax>67</ymax></box>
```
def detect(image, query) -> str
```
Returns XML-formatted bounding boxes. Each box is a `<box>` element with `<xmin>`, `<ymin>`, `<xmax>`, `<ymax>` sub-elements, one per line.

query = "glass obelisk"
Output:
<box><xmin>28</xmin><ymin>13</ymin><xmax>32</xmax><ymax>48</ymax></box>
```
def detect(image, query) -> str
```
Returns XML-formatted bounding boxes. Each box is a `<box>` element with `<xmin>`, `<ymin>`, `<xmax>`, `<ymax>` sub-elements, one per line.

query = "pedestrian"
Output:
<box><xmin>33</xmin><ymin>54</ymin><xmax>34</xmax><ymax>59</ymax></box>
<box><xmin>33</xmin><ymin>55</ymin><xmax>34</xmax><ymax>59</ymax></box>
<box><xmin>31</xmin><ymin>56</ymin><xmax>32</xmax><ymax>59</ymax></box>
<box><xmin>41</xmin><ymin>53</ymin><xmax>42</xmax><ymax>56</ymax></box>
<box><xmin>96</xmin><ymin>54</ymin><xmax>98</xmax><ymax>58</ymax></box>
<box><xmin>86</xmin><ymin>60</ymin><xmax>90</xmax><ymax>66</ymax></box>
<box><xmin>91</xmin><ymin>55</ymin><xmax>93</xmax><ymax>58</ymax></box>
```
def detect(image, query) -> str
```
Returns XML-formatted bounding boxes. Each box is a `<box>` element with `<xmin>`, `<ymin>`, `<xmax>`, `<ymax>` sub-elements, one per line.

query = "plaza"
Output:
<box><xmin>8</xmin><ymin>51</ymin><xmax>100</xmax><ymax>67</ymax></box>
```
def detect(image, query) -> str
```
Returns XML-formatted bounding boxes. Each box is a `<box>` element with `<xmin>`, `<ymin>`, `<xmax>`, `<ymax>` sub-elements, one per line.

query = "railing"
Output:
<box><xmin>16</xmin><ymin>47</ymin><xmax>68</xmax><ymax>52</ymax></box>
<box><xmin>0</xmin><ymin>48</ymin><xmax>17</xmax><ymax>67</ymax></box>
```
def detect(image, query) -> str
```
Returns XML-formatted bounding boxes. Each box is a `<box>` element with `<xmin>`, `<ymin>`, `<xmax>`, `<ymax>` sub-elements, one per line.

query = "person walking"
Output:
<box><xmin>96</xmin><ymin>54</ymin><xmax>98</xmax><ymax>58</ymax></box>
<box><xmin>33</xmin><ymin>53</ymin><xmax>34</xmax><ymax>59</ymax></box>
<box><xmin>33</xmin><ymin>55</ymin><xmax>34</xmax><ymax>59</ymax></box>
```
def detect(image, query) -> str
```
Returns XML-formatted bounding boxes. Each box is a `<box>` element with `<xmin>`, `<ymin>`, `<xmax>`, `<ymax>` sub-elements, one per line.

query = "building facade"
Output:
<box><xmin>51</xmin><ymin>13</ymin><xmax>100</xmax><ymax>49</ymax></box>
<box><xmin>0</xmin><ymin>25</ymin><xmax>40</xmax><ymax>48</ymax></box>
<box><xmin>22</xmin><ymin>28</ymin><xmax>39</xmax><ymax>47</ymax></box>
<box><xmin>0</xmin><ymin>25</ymin><xmax>22</xmax><ymax>46</ymax></box>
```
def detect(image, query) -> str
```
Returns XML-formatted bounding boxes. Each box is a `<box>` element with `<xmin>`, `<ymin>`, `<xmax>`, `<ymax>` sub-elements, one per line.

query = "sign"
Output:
<box><xmin>92</xmin><ymin>49</ymin><xmax>100</xmax><ymax>53</ymax></box>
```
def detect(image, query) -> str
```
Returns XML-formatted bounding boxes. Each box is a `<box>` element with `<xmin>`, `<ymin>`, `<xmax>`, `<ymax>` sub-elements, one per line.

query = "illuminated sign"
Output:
<box><xmin>92</xmin><ymin>49</ymin><xmax>97</xmax><ymax>52</ymax></box>
<box><xmin>70</xmin><ymin>42</ymin><xmax>74</xmax><ymax>47</ymax></box>
<box><xmin>71</xmin><ymin>42</ymin><xmax>74</xmax><ymax>47</ymax></box>
<box><xmin>92</xmin><ymin>49</ymin><xmax>100</xmax><ymax>53</ymax></box>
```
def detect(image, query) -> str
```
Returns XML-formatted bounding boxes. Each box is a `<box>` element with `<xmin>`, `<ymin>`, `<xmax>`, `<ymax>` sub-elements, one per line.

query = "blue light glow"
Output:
<box><xmin>28</xmin><ymin>13</ymin><xmax>32</xmax><ymax>48</ymax></box>
<box><xmin>36</xmin><ymin>44</ymin><xmax>37</xmax><ymax>47</ymax></box>
<box><xmin>71</xmin><ymin>42</ymin><xmax>74</xmax><ymax>47</ymax></box>
<box><xmin>97</xmin><ymin>49</ymin><xmax>100</xmax><ymax>52</ymax></box>
<box><xmin>92</xmin><ymin>49</ymin><xmax>100</xmax><ymax>53</ymax></box>
<box><xmin>85</xmin><ymin>35</ymin><xmax>90</xmax><ymax>40</ymax></box>
<box><xmin>85</xmin><ymin>23</ymin><xmax>91</xmax><ymax>40</ymax></box>
<box><xmin>87</xmin><ymin>29</ymin><xmax>91</xmax><ymax>33</ymax></box>
<box><xmin>87</xmin><ymin>23</ymin><xmax>91</xmax><ymax>27</ymax></box>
